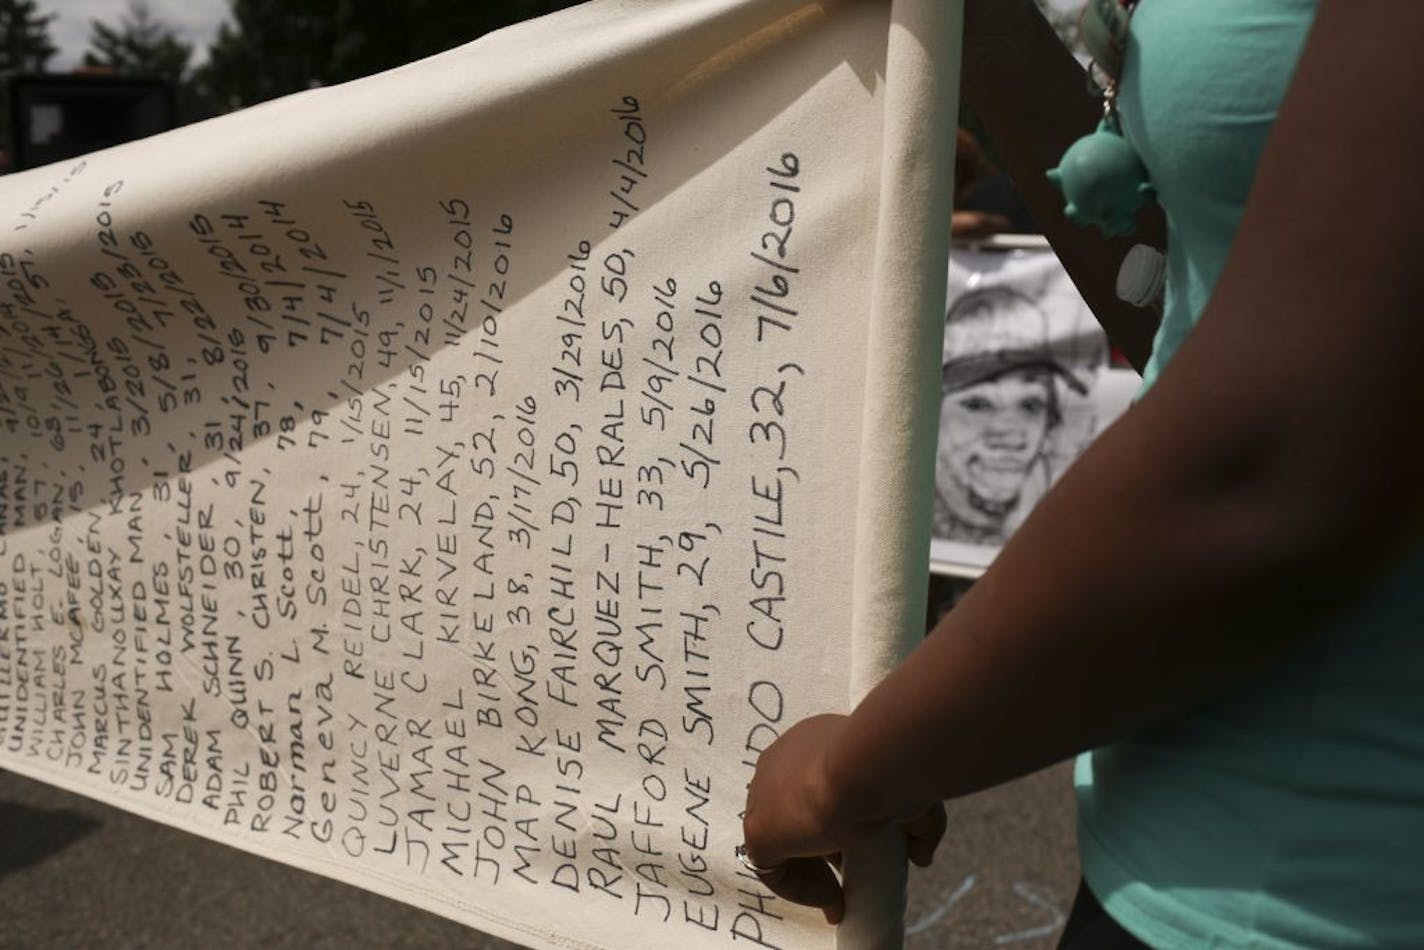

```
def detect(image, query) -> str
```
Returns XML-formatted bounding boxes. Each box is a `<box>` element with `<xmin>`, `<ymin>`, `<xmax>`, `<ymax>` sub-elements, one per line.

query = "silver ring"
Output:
<box><xmin>735</xmin><ymin>843</ymin><xmax>782</xmax><ymax>875</ymax></box>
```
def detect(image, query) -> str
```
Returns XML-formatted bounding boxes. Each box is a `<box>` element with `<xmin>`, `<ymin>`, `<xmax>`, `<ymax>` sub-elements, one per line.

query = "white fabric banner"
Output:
<box><xmin>0</xmin><ymin>2</ymin><xmax>961</xmax><ymax>948</ymax></box>
<box><xmin>930</xmin><ymin>246</ymin><xmax>1138</xmax><ymax>578</ymax></box>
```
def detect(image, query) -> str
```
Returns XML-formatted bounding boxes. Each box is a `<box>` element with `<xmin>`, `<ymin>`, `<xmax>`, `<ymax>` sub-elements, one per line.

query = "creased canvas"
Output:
<box><xmin>0</xmin><ymin>2</ymin><xmax>960</xmax><ymax>947</ymax></box>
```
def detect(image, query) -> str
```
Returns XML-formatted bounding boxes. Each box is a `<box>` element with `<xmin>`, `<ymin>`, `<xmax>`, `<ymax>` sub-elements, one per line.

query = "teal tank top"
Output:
<box><xmin>1075</xmin><ymin>2</ymin><xmax>1424</xmax><ymax>946</ymax></box>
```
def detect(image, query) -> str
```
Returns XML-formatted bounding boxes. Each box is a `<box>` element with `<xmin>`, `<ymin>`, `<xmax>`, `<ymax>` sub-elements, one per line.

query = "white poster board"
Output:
<box><xmin>930</xmin><ymin>242</ymin><xmax>1138</xmax><ymax>579</ymax></box>
<box><xmin>0</xmin><ymin>1</ymin><xmax>962</xmax><ymax>948</ymax></box>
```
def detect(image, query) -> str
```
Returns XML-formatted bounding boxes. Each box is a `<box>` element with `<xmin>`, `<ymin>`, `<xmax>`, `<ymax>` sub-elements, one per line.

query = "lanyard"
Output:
<box><xmin>1080</xmin><ymin>0</ymin><xmax>1139</xmax><ymax>86</ymax></box>
<box><xmin>1046</xmin><ymin>0</ymin><xmax>1154</xmax><ymax>236</ymax></box>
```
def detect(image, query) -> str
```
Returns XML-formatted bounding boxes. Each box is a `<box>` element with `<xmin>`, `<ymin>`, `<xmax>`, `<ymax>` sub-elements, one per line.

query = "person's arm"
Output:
<box><xmin>950</xmin><ymin>209</ymin><xmax>1013</xmax><ymax>240</ymax></box>
<box><xmin>744</xmin><ymin>0</ymin><xmax>1424</xmax><ymax>915</ymax></box>
<box><xmin>962</xmin><ymin>2</ymin><xmax>1165</xmax><ymax>371</ymax></box>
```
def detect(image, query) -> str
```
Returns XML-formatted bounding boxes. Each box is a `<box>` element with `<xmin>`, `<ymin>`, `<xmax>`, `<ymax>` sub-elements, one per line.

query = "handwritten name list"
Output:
<box><xmin>0</xmin><ymin>1</ymin><xmax>957</xmax><ymax>947</ymax></box>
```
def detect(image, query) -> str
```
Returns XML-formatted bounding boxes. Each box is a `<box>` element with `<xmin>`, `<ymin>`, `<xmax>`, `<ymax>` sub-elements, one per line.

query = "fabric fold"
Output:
<box><xmin>0</xmin><ymin>3</ymin><xmax>960</xmax><ymax>948</ymax></box>
<box><xmin>839</xmin><ymin>3</ymin><xmax>962</xmax><ymax>947</ymax></box>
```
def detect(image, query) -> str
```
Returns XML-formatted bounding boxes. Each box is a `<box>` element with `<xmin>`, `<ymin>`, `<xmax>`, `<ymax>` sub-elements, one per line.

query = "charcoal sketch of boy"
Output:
<box><xmin>933</xmin><ymin>285</ymin><xmax>1089</xmax><ymax>545</ymax></box>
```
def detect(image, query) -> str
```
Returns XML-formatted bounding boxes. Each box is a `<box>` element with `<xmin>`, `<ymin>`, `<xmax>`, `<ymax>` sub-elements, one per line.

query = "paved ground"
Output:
<box><xmin>1</xmin><ymin>761</ymin><xmax>1076</xmax><ymax>949</ymax></box>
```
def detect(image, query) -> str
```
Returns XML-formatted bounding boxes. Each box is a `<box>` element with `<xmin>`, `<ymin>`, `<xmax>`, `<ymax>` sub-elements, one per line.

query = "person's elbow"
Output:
<box><xmin>1188</xmin><ymin>401</ymin><xmax>1424</xmax><ymax>615</ymax></box>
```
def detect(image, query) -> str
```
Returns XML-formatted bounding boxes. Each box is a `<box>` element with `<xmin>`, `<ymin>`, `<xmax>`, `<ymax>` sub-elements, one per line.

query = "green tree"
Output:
<box><xmin>0</xmin><ymin>0</ymin><xmax>55</xmax><ymax>73</ymax></box>
<box><xmin>0</xmin><ymin>0</ymin><xmax>55</xmax><ymax>158</ymax></box>
<box><xmin>196</xmin><ymin>0</ymin><xmax>338</xmax><ymax>110</ymax></box>
<box><xmin>82</xmin><ymin>0</ymin><xmax>193</xmax><ymax>83</ymax></box>
<box><xmin>197</xmin><ymin>0</ymin><xmax>580</xmax><ymax>111</ymax></box>
<box><xmin>81</xmin><ymin>1</ymin><xmax>220</xmax><ymax>126</ymax></box>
